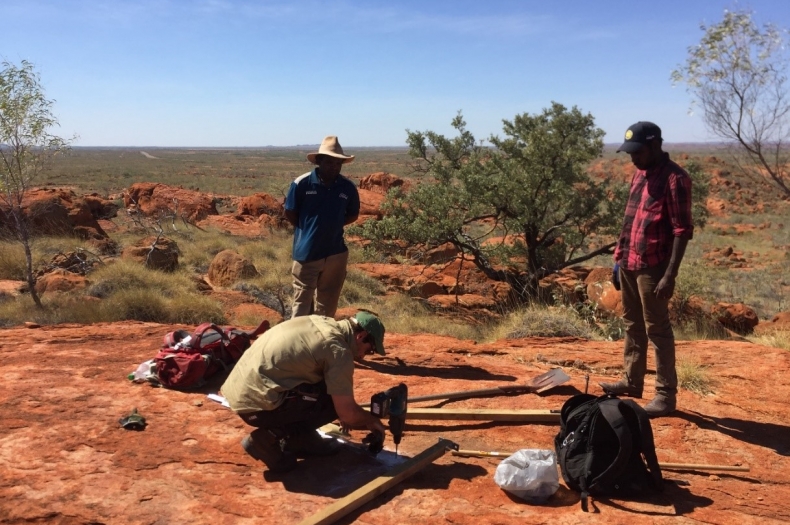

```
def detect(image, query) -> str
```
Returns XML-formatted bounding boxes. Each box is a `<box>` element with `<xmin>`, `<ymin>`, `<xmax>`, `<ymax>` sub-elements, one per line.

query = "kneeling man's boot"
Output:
<box><xmin>283</xmin><ymin>429</ymin><xmax>340</xmax><ymax>458</ymax></box>
<box><xmin>644</xmin><ymin>395</ymin><xmax>676</xmax><ymax>418</ymax></box>
<box><xmin>241</xmin><ymin>429</ymin><xmax>297</xmax><ymax>473</ymax></box>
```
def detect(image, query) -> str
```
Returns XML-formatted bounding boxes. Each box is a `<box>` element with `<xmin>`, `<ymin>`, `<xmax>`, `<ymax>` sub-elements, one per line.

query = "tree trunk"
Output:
<box><xmin>11</xmin><ymin>208</ymin><xmax>43</xmax><ymax>309</ymax></box>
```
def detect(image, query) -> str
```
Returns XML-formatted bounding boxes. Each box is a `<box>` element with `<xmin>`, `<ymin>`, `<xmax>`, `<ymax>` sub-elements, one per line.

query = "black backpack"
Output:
<box><xmin>554</xmin><ymin>393</ymin><xmax>663</xmax><ymax>511</ymax></box>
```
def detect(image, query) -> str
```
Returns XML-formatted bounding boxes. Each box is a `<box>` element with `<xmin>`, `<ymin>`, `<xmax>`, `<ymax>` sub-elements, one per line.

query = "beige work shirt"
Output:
<box><xmin>221</xmin><ymin>315</ymin><xmax>356</xmax><ymax>414</ymax></box>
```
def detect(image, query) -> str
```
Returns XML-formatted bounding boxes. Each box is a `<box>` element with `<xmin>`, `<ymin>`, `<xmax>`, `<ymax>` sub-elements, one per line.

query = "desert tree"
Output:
<box><xmin>672</xmin><ymin>9</ymin><xmax>790</xmax><ymax>196</ymax></box>
<box><xmin>353</xmin><ymin>103</ymin><xmax>627</xmax><ymax>303</ymax></box>
<box><xmin>0</xmin><ymin>60</ymin><xmax>71</xmax><ymax>308</ymax></box>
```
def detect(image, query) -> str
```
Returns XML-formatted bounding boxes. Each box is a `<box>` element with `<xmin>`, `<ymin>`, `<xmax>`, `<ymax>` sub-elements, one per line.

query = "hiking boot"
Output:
<box><xmin>282</xmin><ymin>429</ymin><xmax>341</xmax><ymax>458</ymax></box>
<box><xmin>644</xmin><ymin>396</ymin><xmax>676</xmax><ymax>418</ymax></box>
<box><xmin>241</xmin><ymin>429</ymin><xmax>297</xmax><ymax>473</ymax></box>
<box><xmin>599</xmin><ymin>380</ymin><xmax>643</xmax><ymax>398</ymax></box>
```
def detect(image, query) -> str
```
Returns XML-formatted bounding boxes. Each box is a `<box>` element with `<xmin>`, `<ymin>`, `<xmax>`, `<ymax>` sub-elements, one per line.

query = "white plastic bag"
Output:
<box><xmin>493</xmin><ymin>449</ymin><xmax>559</xmax><ymax>502</ymax></box>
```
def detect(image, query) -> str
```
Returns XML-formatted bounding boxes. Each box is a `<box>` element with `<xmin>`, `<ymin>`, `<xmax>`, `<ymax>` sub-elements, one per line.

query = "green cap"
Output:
<box><xmin>355</xmin><ymin>311</ymin><xmax>386</xmax><ymax>355</ymax></box>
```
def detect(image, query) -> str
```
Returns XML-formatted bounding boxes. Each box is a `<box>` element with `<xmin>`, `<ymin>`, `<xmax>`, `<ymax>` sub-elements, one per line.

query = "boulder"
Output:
<box><xmin>586</xmin><ymin>280</ymin><xmax>623</xmax><ymax>317</ymax></box>
<box><xmin>584</xmin><ymin>267</ymin><xmax>613</xmax><ymax>285</ymax></box>
<box><xmin>358</xmin><ymin>172</ymin><xmax>408</xmax><ymax>194</ymax></box>
<box><xmin>407</xmin><ymin>281</ymin><xmax>446</xmax><ymax>298</ymax></box>
<box><xmin>121</xmin><ymin>236</ymin><xmax>180</xmax><ymax>272</ymax></box>
<box><xmin>237</xmin><ymin>193</ymin><xmax>283</xmax><ymax>218</ymax></box>
<box><xmin>754</xmin><ymin>311</ymin><xmax>790</xmax><ymax>335</ymax></box>
<box><xmin>82</xmin><ymin>194</ymin><xmax>119</xmax><ymax>219</ymax></box>
<box><xmin>711</xmin><ymin>302</ymin><xmax>759</xmax><ymax>334</ymax></box>
<box><xmin>208</xmin><ymin>250</ymin><xmax>259</xmax><ymax>287</ymax></box>
<box><xmin>357</xmin><ymin>188</ymin><xmax>385</xmax><ymax>221</ymax></box>
<box><xmin>124</xmin><ymin>183</ymin><xmax>218</xmax><ymax>222</ymax></box>
<box><xmin>36</xmin><ymin>251</ymin><xmax>99</xmax><ymax>277</ymax></box>
<box><xmin>34</xmin><ymin>270</ymin><xmax>89</xmax><ymax>294</ymax></box>
<box><xmin>405</xmin><ymin>242</ymin><xmax>460</xmax><ymax>265</ymax></box>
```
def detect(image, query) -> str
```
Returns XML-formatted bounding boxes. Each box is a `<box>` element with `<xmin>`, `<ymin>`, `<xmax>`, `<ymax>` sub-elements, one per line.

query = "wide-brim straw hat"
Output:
<box><xmin>306</xmin><ymin>135</ymin><xmax>355</xmax><ymax>164</ymax></box>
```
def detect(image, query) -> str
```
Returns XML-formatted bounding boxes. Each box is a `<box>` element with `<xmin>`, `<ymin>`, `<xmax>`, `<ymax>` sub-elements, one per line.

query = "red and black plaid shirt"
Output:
<box><xmin>614</xmin><ymin>153</ymin><xmax>693</xmax><ymax>270</ymax></box>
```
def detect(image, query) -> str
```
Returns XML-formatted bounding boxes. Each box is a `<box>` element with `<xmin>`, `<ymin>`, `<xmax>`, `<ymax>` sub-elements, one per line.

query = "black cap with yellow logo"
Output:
<box><xmin>616</xmin><ymin>121</ymin><xmax>662</xmax><ymax>153</ymax></box>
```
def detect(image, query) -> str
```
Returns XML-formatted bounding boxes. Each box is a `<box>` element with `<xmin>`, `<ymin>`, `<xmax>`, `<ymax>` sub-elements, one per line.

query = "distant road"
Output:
<box><xmin>139</xmin><ymin>151</ymin><xmax>158</xmax><ymax>159</ymax></box>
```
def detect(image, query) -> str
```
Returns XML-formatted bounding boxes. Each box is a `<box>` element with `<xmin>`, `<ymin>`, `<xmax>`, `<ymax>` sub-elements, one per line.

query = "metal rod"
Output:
<box><xmin>451</xmin><ymin>450</ymin><xmax>750</xmax><ymax>472</ymax></box>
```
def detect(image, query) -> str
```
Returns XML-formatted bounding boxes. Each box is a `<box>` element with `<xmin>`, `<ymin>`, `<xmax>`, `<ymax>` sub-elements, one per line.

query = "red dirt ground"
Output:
<box><xmin>1</xmin><ymin>322</ymin><xmax>788</xmax><ymax>524</ymax></box>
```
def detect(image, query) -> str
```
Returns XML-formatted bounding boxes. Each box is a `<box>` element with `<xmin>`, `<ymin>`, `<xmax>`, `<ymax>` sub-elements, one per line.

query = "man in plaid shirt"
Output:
<box><xmin>600</xmin><ymin>122</ymin><xmax>693</xmax><ymax>418</ymax></box>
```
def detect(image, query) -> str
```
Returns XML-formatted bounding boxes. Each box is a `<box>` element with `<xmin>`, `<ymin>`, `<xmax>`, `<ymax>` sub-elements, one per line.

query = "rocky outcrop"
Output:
<box><xmin>0</xmin><ymin>188</ymin><xmax>110</xmax><ymax>240</ymax></box>
<box><xmin>358</xmin><ymin>172</ymin><xmax>409</xmax><ymax>194</ymax></box>
<box><xmin>357</xmin><ymin>189</ymin><xmax>385</xmax><ymax>221</ymax></box>
<box><xmin>34</xmin><ymin>269</ymin><xmax>90</xmax><ymax>294</ymax></box>
<box><xmin>711</xmin><ymin>302</ymin><xmax>760</xmax><ymax>334</ymax></box>
<box><xmin>124</xmin><ymin>183</ymin><xmax>218</xmax><ymax>222</ymax></box>
<box><xmin>237</xmin><ymin>192</ymin><xmax>283</xmax><ymax>218</ymax></box>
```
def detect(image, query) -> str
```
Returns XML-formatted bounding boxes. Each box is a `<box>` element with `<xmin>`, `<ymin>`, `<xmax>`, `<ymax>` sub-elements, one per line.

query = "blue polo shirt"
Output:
<box><xmin>285</xmin><ymin>169</ymin><xmax>360</xmax><ymax>262</ymax></box>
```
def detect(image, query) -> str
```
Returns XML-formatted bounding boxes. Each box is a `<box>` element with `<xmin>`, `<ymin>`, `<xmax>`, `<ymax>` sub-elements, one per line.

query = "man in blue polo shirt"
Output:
<box><xmin>284</xmin><ymin>136</ymin><xmax>360</xmax><ymax>318</ymax></box>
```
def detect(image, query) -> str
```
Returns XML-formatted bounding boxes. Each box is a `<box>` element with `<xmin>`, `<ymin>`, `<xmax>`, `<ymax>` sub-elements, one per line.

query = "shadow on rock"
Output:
<box><xmin>677</xmin><ymin>411</ymin><xmax>790</xmax><ymax>456</ymax></box>
<box><xmin>334</xmin><ymin>462</ymin><xmax>489</xmax><ymax>524</ymax></box>
<box><xmin>597</xmin><ymin>481</ymin><xmax>714</xmax><ymax>516</ymax></box>
<box><xmin>268</xmin><ymin>448</ymin><xmax>487</xmax><ymax>500</ymax></box>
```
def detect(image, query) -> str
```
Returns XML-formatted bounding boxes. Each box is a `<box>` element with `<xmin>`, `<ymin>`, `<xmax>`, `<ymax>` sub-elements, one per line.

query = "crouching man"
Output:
<box><xmin>221</xmin><ymin>312</ymin><xmax>387</xmax><ymax>473</ymax></box>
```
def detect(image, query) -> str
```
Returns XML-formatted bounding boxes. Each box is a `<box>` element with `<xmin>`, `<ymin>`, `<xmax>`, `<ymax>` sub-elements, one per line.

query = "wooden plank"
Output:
<box><xmin>660</xmin><ymin>462</ymin><xmax>750</xmax><ymax>472</ymax></box>
<box><xmin>406</xmin><ymin>407</ymin><xmax>560</xmax><ymax>423</ymax></box>
<box><xmin>298</xmin><ymin>438</ymin><xmax>457</xmax><ymax>525</ymax></box>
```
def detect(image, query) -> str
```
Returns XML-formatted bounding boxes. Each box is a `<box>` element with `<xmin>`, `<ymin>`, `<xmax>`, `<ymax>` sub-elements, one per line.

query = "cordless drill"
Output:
<box><xmin>369</xmin><ymin>383</ymin><xmax>408</xmax><ymax>454</ymax></box>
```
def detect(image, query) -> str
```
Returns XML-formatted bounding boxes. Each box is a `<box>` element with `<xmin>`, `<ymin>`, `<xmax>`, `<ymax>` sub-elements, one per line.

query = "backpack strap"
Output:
<box><xmin>191</xmin><ymin>323</ymin><xmax>230</xmax><ymax>349</ymax></box>
<box><xmin>589</xmin><ymin>398</ymin><xmax>634</xmax><ymax>493</ymax></box>
<box><xmin>621</xmin><ymin>399</ymin><xmax>664</xmax><ymax>490</ymax></box>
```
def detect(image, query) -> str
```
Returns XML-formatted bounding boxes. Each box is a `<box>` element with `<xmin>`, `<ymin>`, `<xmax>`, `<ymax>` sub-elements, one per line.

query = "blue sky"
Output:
<box><xmin>2</xmin><ymin>0</ymin><xmax>789</xmax><ymax>147</ymax></box>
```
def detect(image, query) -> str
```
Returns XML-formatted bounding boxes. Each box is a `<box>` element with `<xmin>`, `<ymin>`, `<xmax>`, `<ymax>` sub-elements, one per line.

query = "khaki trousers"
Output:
<box><xmin>290</xmin><ymin>250</ymin><xmax>349</xmax><ymax>318</ymax></box>
<box><xmin>620</xmin><ymin>262</ymin><xmax>678</xmax><ymax>398</ymax></box>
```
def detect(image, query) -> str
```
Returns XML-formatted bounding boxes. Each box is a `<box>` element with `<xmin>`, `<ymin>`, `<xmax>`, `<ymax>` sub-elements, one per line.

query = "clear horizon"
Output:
<box><xmin>2</xmin><ymin>1</ymin><xmax>788</xmax><ymax>148</ymax></box>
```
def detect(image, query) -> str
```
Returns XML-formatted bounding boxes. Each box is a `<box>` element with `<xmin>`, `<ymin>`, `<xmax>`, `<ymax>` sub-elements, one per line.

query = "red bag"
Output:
<box><xmin>155</xmin><ymin>320</ymin><xmax>269</xmax><ymax>389</ymax></box>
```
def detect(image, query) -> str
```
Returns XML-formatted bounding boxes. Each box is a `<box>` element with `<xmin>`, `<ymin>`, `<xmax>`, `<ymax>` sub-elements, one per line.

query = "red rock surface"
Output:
<box><xmin>1</xmin><ymin>322</ymin><xmax>789</xmax><ymax>524</ymax></box>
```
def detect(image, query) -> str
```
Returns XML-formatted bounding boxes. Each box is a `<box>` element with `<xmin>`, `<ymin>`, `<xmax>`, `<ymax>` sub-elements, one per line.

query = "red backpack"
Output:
<box><xmin>154</xmin><ymin>319</ymin><xmax>269</xmax><ymax>389</ymax></box>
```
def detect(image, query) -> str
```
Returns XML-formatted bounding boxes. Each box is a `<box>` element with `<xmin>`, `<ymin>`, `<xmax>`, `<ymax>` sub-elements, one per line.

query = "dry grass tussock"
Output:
<box><xmin>0</xmin><ymin>237</ymin><xmax>95</xmax><ymax>280</ymax></box>
<box><xmin>748</xmin><ymin>331</ymin><xmax>790</xmax><ymax>351</ymax></box>
<box><xmin>677</xmin><ymin>357</ymin><xmax>714</xmax><ymax>395</ymax></box>
<box><xmin>487</xmin><ymin>305</ymin><xmax>599</xmax><ymax>341</ymax></box>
